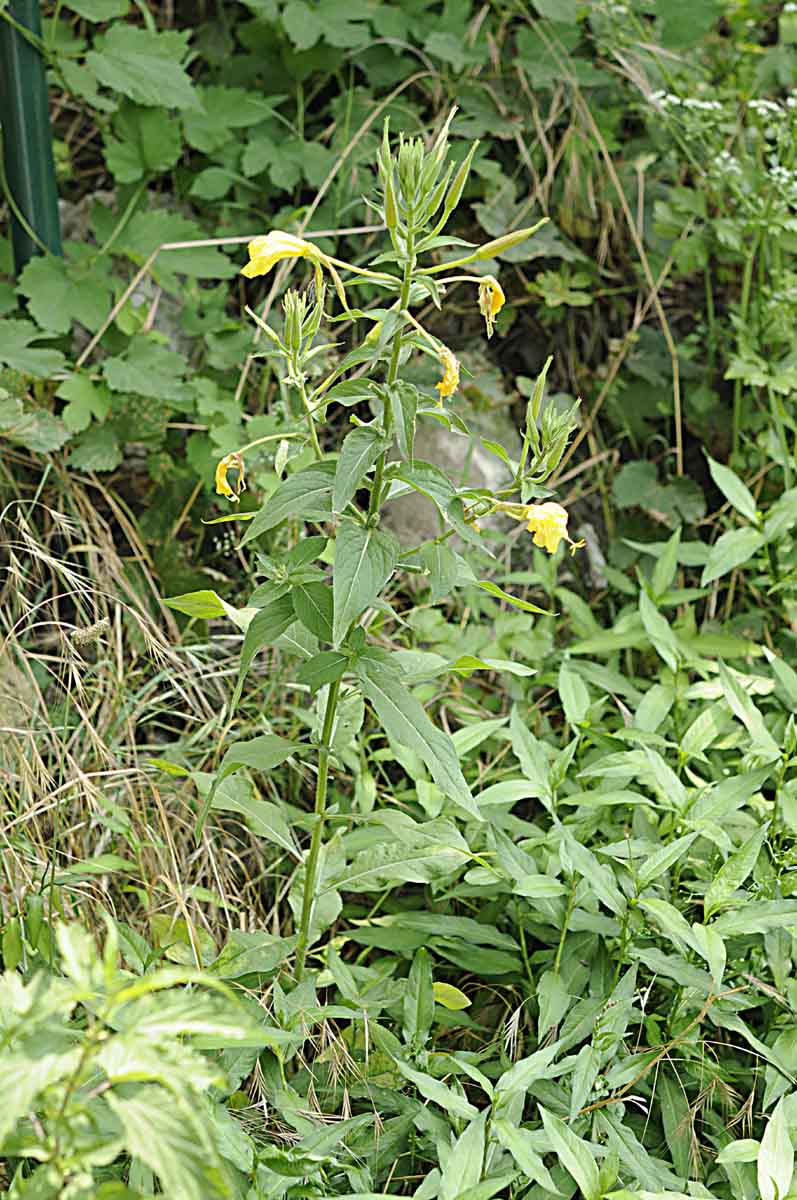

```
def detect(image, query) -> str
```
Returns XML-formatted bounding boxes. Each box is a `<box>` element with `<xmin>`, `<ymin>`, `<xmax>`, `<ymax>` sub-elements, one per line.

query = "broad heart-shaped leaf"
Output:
<box><xmin>102</xmin><ymin>337</ymin><xmax>190</xmax><ymax>404</ymax></box>
<box><xmin>0</xmin><ymin>319</ymin><xmax>65</xmax><ymax>378</ymax></box>
<box><xmin>86</xmin><ymin>26</ymin><xmax>200</xmax><ymax>110</ymax></box>
<box><xmin>333</xmin><ymin>426</ymin><xmax>388</xmax><ymax>515</ymax></box>
<box><xmin>700</xmin><ymin>526</ymin><xmax>764</xmax><ymax>586</ymax></box>
<box><xmin>104</xmin><ymin>100</ymin><xmax>183</xmax><ymax>183</ymax></box>
<box><xmin>332</xmin><ymin>523</ymin><xmax>399</xmax><ymax>646</ymax></box>
<box><xmin>17</xmin><ymin>255</ymin><xmax>111</xmax><ymax>335</ymax></box>
<box><xmin>241</xmin><ymin>462</ymin><xmax>336</xmax><ymax>545</ymax></box>
<box><xmin>356</xmin><ymin>657</ymin><xmax>480</xmax><ymax>820</ymax></box>
<box><xmin>0</xmin><ymin>397</ymin><xmax>69</xmax><ymax>453</ymax></box>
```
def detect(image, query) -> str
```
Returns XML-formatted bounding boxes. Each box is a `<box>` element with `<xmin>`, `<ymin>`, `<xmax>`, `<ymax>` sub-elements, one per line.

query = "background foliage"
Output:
<box><xmin>4</xmin><ymin>0</ymin><xmax>797</xmax><ymax>1197</ymax></box>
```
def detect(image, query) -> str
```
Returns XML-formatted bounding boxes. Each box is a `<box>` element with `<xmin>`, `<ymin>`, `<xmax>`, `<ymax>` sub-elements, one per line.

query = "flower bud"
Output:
<box><xmin>475</xmin><ymin>218</ymin><xmax>548</xmax><ymax>260</ymax></box>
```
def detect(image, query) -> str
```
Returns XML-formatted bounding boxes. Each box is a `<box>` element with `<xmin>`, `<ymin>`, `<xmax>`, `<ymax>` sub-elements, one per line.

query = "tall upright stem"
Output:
<box><xmin>732</xmin><ymin>233</ymin><xmax>758</xmax><ymax>459</ymax></box>
<box><xmin>367</xmin><ymin>235</ymin><xmax>415</xmax><ymax>521</ymax></box>
<box><xmin>294</xmin><ymin>677</ymin><xmax>341</xmax><ymax>981</ymax></box>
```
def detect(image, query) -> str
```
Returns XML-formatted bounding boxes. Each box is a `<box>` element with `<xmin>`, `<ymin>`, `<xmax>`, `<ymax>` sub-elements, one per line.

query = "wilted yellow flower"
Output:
<box><xmin>436</xmin><ymin>346</ymin><xmax>460</xmax><ymax>399</ymax></box>
<box><xmin>241</xmin><ymin>231</ymin><xmax>319</xmax><ymax>279</ymax></box>
<box><xmin>215</xmin><ymin>452</ymin><xmax>246</xmax><ymax>503</ymax></box>
<box><xmin>478</xmin><ymin>275</ymin><xmax>505</xmax><ymax>338</ymax></box>
<box><xmin>495</xmin><ymin>500</ymin><xmax>582</xmax><ymax>555</ymax></box>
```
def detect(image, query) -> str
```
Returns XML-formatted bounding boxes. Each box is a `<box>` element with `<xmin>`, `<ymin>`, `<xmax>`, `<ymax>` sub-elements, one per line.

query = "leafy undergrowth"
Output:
<box><xmin>4</xmin><ymin>459</ymin><xmax>797</xmax><ymax>1199</ymax></box>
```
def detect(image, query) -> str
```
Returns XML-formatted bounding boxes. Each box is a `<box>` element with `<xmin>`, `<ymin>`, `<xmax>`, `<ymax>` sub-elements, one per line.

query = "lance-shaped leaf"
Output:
<box><xmin>332</xmin><ymin>523</ymin><xmax>399</xmax><ymax>645</ymax></box>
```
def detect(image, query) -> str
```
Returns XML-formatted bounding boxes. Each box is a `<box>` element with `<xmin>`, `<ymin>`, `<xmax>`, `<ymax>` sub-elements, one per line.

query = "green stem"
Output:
<box><xmin>732</xmin><ymin>233</ymin><xmax>759</xmax><ymax>459</ymax></box>
<box><xmin>367</xmin><ymin>240</ymin><xmax>415</xmax><ymax>521</ymax></box>
<box><xmin>294</xmin><ymin>677</ymin><xmax>342</xmax><ymax>981</ymax></box>
<box><xmin>297</xmin><ymin>375</ymin><xmax>323</xmax><ymax>461</ymax></box>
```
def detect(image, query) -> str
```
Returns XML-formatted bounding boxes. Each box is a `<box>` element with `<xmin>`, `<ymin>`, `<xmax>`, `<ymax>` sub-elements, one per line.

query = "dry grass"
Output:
<box><xmin>0</xmin><ymin>458</ymin><xmax>290</xmax><ymax>950</ymax></box>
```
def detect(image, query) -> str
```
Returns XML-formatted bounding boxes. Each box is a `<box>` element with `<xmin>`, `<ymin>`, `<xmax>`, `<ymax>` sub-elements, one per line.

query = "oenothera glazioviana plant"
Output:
<box><xmin>172</xmin><ymin>112</ymin><xmax>580</xmax><ymax>981</ymax></box>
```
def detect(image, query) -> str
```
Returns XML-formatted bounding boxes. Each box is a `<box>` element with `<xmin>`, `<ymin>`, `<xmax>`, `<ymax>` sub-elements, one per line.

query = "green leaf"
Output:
<box><xmin>17</xmin><ymin>255</ymin><xmax>110</xmax><ymax>334</ymax></box>
<box><xmin>477</xmin><ymin>579</ymin><xmax>552</xmax><ymax>615</ymax></box>
<box><xmin>700</xmin><ymin>527</ymin><xmax>765</xmax><ymax>586</ymax></box>
<box><xmin>357</xmin><ymin>658</ymin><xmax>479</xmax><ymax>819</ymax></box>
<box><xmin>493</xmin><ymin>1120</ymin><xmax>559</xmax><ymax>1193</ymax></box>
<box><xmin>333</xmin><ymin>426</ymin><xmax>388</xmax><ymax>515</ymax></box>
<box><xmin>402</xmin><ymin>948</ymin><xmax>434</xmax><ymax>1047</ymax></box>
<box><xmin>612</xmin><ymin>460</ymin><xmax>658</xmax><ymax>509</ymax></box>
<box><xmin>704</xmin><ymin>826</ymin><xmax>768</xmax><ymax>919</ymax></box>
<box><xmin>115</xmin><ymin>210</ymin><xmax>236</xmax><ymax>280</ymax></box>
<box><xmin>419</xmin><ymin>542</ymin><xmax>460</xmax><ymax>604</ymax></box>
<box><xmin>706</xmin><ymin>454</ymin><xmax>758</xmax><ymax>523</ymax></box>
<box><xmin>64</xmin><ymin>0</ymin><xmax>128</xmax><ymax>17</ymax></box>
<box><xmin>391</xmin><ymin>1057</ymin><xmax>479</xmax><ymax>1121</ymax></box>
<box><xmin>105</xmin><ymin>1086</ymin><xmax>228</xmax><ymax>1200</ymax></box>
<box><xmin>332</xmin><ymin>523</ymin><xmax>399</xmax><ymax>645</ymax></box>
<box><xmin>432</xmin><ymin>981</ymin><xmax>471</xmax><ymax>1010</ymax></box>
<box><xmin>558</xmin><ymin>659</ymin><xmax>590</xmax><ymax>725</ymax></box>
<box><xmin>639</xmin><ymin>588</ymin><xmax>680</xmax><ymax>671</ymax></box>
<box><xmin>0</xmin><ymin>396</ymin><xmax>69</xmax><ymax>453</ymax></box>
<box><xmin>103</xmin><ymin>337</ymin><xmax>189</xmax><ymax>402</ymax></box>
<box><xmin>387</xmin><ymin>381</ymin><xmax>417</xmax><ymax>462</ymax></box>
<box><xmin>0</xmin><ymin>1048</ymin><xmax>82</xmax><ymax>1147</ymax></box>
<box><xmin>690</xmin><ymin>921</ymin><xmax>726</xmax><ymax>987</ymax></box>
<box><xmin>68</xmin><ymin>425</ymin><xmax>122</xmax><ymax>471</ymax></box>
<box><xmin>293</xmin><ymin>582</ymin><xmax>334</xmax><ymax>642</ymax></box>
<box><xmin>539</xmin><ymin>1106</ymin><xmax>601</xmax><ymax>1200</ymax></box>
<box><xmin>209</xmin><ymin>930</ymin><xmax>294</xmax><ymax>979</ymax></box>
<box><xmin>56</xmin><ymin>375</ymin><xmax>111</xmax><ymax>433</ymax></box>
<box><xmin>241</xmin><ymin>463</ymin><xmax>336</xmax><ymax>544</ymax></box>
<box><xmin>0</xmin><ymin>319</ymin><xmax>65</xmax><ymax>377</ymax></box>
<box><xmin>296</xmin><ymin>650</ymin><xmax>348</xmax><ymax>692</ymax></box>
<box><xmin>233</xmin><ymin>593</ymin><xmax>296</xmax><ymax>705</ymax></box>
<box><xmin>104</xmin><ymin>101</ymin><xmax>183</xmax><ymax>182</ymax></box>
<box><xmin>86</xmin><ymin>26</ymin><xmax>200</xmax><ymax>110</ymax></box>
<box><xmin>209</xmin><ymin>779</ymin><xmax>296</xmax><ymax>857</ymax></box>
<box><xmin>652</xmin><ymin>526</ymin><xmax>681</xmax><ymax>596</ymax></box>
<box><xmin>184</xmin><ymin>86</ymin><xmax>281</xmax><ymax>153</ymax></box>
<box><xmin>758</xmin><ymin>1097</ymin><xmax>793</xmax><ymax>1200</ymax></box>
<box><xmin>440</xmin><ymin>1114</ymin><xmax>485</xmax><ymax>1200</ymax></box>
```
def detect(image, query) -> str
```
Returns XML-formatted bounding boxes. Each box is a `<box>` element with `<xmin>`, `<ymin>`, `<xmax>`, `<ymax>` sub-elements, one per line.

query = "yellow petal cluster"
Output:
<box><xmin>215</xmin><ymin>452</ymin><xmax>246</xmax><ymax>503</ymax></box>
<box><xmin>436</xmin><ymin>346</ymin><xmax>460</xmax><ymax>399</ymax></box>
<box><xmin>477</xmin><ymin>275</ymin><xmax>505</xmax><ymax>338</ymax></box>
<box><xmin>495</xmin><ymin>500</ymin><xmax>582</xmax><ymax>555</ymax></box>
<box><xmin>241</xmin><ymin>231</ymin><xmax>318</xmax><ymax>279</ymax></box>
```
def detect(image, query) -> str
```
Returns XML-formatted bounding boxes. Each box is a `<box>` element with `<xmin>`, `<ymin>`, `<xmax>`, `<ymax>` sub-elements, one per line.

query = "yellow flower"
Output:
<box><xmin>477</xmin><ymin>275</ymin><xmax>505</xmax><ymax>338</ymax></box>
<box><xmin>495</xmin><ymin>500</ymin><xmax>582</xmax><ymax>555</ymax></box>
<box><xmin>241</xmin><ymin>231</ymin><xmax>319</xmax><ymax>279</ymax></box>
<box><xmin>215</xmin><ymin>452</ymin><xmax>246</xmax><ymax>503</ymax></box>
<box><xmin>436</xmin><ymin>346</ymin><xmax>460</xmax><ymax>399</ymax></box>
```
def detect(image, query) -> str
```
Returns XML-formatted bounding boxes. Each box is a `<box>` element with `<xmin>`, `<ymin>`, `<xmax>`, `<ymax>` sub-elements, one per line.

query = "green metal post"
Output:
<box><xmin>0</xmin><ymin>0</ymin><xmax>62</xmax><ymax>273</ymax></box>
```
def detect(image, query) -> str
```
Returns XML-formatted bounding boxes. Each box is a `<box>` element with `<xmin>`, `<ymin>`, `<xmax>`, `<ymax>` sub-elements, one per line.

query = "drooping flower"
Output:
<box><xmin>495</xmin><ymin>500</ymin><xmax>582</xmax><ymax>555</ymax></box>
<box><xmin>215</xmin><ymin>452</ymin><xmax>246</xmax><ymax>503</ymax></box>
<box><xmin>477</xmin><ymin>275</ymin><xmax>505</xmax><ymax>338</ymax></box>
<box><xmin>241</xmin><ymin>231</ymin><xmax>320</xmax><ymax>279</ymax></box>
<box><xmin>436</xmin><ymin>346</ymin><xmax>460</xmax><ymax>399</ymax></box>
